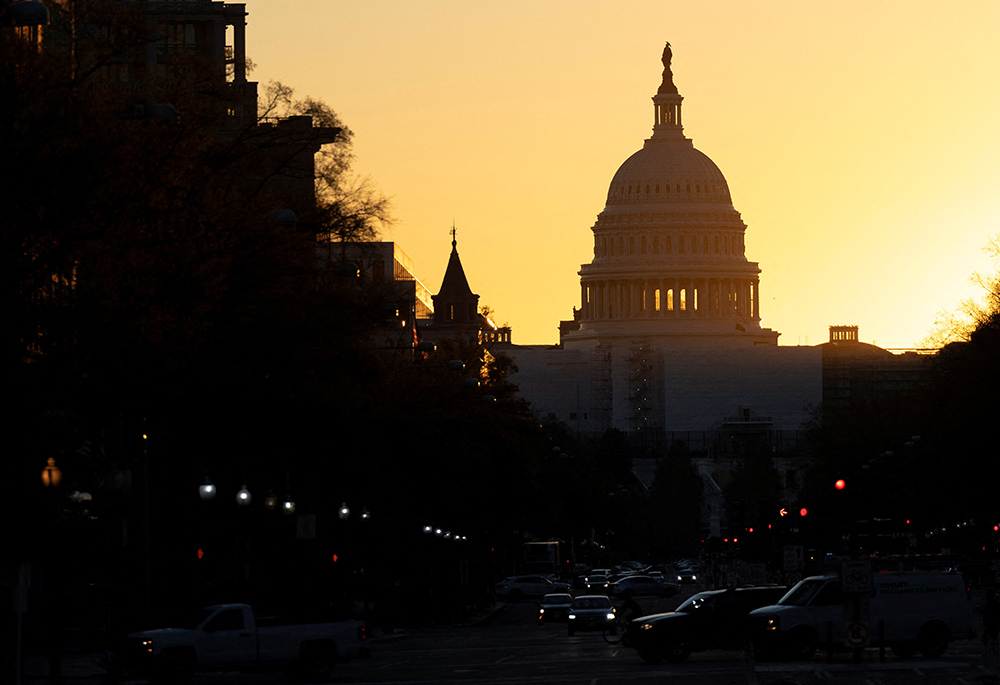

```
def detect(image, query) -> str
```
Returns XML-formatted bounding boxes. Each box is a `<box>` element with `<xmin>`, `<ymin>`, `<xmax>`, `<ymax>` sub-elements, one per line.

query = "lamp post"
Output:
<box><xmin>198</xmin><ymin>477</ymin><xmax>217</xmax><ymax>501</ymax></box>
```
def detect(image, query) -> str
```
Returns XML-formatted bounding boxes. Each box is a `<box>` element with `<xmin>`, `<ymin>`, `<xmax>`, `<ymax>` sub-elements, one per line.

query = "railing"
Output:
<box><xmin>721</xmin><ymin>415</ymin><xmax>773</xmax><ymax>424</ymax></box>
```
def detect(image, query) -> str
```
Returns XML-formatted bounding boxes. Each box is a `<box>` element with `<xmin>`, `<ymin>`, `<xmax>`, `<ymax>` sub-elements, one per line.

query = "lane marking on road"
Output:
<box><xmin>495</xmin><ymin>655</ymin><xmax>514</xmax><ymax>664</ymax></box>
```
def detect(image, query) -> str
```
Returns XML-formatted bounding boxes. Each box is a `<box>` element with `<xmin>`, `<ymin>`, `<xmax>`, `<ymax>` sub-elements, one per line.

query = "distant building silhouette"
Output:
<box><xmin>507</xmin><ymin>44</ymin><xmax>819</xmax><ymax>454</ymax></box>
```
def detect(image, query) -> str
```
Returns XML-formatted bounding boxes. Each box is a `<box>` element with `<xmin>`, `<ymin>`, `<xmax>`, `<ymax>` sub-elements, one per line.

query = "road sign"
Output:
<box><xmin>841</xmin><ymin>561</ymin><xmax>872</xmax><ymax>596</ymax></box>
<box><xmin>845</xmin><ymin>621</ymin><xmax>869</xmax><ymax>647</ymax></box>
<box><xmin>783</xmin><ymin>545</ymin><xmax>804</xmax><ymax>571</ymax></box>
<box><xmin>783</xmin><ymin>572</ymin><xmax>801</xmax><ymax>586</ymax></box>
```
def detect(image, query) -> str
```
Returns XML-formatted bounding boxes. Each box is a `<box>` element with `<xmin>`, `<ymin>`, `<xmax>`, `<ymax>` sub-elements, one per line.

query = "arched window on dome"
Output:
<box><xmin>654</xmin><ymin>288</ymin><xmax>661</xmax><ymax>312</ymax></box>
<box><xmin>696</xmin><ymin>184</ymin><xmax>700</xmax><ymax>193</ymax></box>
<box><xmin>714</xmin><ymin>235</ymin><xmax>719</xmax><ymax>254</ymax></box>
<box><xmin>653</xmin><ymin>236</ymin><xmax>659</xmax><ymax>254</ymax></box>
<box><xmin>690</xmin><ymin>237</ymin><xmax>696</xmax><ymax>254</ymax></box>
<box><xmin>629</xmin><ymin>236</ymin><xmax>635</xmax><ymax>255</ymax></box>
<box><xmin>655</xmin><ymin>183</ymin><xmax>660</xmax><ymax>194</ymax></box>
<box><xmin>666</xmin><ymin>184</ymin><xmax>670</xmax><ymax>194</ymax></box>
<box><xmin>686</xmin><ymin>183</ymin><xmax>691</xmax><ymax>193</ymax></box>
<box><xmin>645</xmin><ymin>184</ymin><xmax>650</xmax><ymax>194</ymax></box>
<box><xmin>641</xmin><ymin>236</ymin><xmax>647</xmax><ymax>254</ymax></box>
<box><xmin>666</xmin><ymin>236</ymin><xmax>672</xmax><ymax>254</ymax></box>
<box><xmin>703</xmin><ymin>235</ymin><xmax>709</xmax><ymax>253</ymax></box>
<box><xmin>666</xmin><ymin>288</ymin><xmax>674</xmax><ymax>311</ymax></box>
<box><xmin>678</xmin><ymin>236</ymin><xmax>685</xmax><ymax>254</ymax></box>
<box><xmin>618</xmin><ymin>236</ymin><xmax>624</xmax><ymax>254</ymax></box>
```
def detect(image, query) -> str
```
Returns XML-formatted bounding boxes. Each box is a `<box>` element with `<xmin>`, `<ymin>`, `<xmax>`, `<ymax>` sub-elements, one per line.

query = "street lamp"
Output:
<box><xmin>41</xmin><ymin>457</ymin><xmax>62</xmax><ymax>487</ymax></box>
<box><xmin>236</xmin><ymin>485</ymin><xmax>251</xmax><ymax>506</ymax></box>
<box><xmin>198</xmin><ymin>477</ymin><xmax>217</xmax><ymax>501</ymax></box>
<box><xmin>264</xmin><ymin>491</ymin><xmax>277</xmax><ymax>511</ymax></box>
<box><xmin>338</xmin><ymin>502</ymin><xmax>350</xmax><ymax>520</ymax></box>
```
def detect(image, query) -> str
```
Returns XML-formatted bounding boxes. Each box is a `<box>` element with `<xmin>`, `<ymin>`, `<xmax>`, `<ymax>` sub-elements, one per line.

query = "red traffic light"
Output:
<box><xmin>799</xmin><ymin>508</ymin><xmax>808</xmax><ymax>517</ymax></box>
<box><xmin>834</xmin><ymin>479</ymin><xmax>846</xmax><ymax>490</ymax></box>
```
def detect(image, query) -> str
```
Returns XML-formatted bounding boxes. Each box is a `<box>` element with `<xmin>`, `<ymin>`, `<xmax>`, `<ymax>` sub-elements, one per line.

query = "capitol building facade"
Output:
<box><xmin>507</xmin><ymin>45</ymin><xmax>822</xmax><ymax>451</ymax></box>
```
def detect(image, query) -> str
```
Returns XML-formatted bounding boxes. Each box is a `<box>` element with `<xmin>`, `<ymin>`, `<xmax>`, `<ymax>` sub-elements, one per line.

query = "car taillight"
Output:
<box><xmin>357</xmin><ymin>625</ymin><xmax>368</xmax><ymax>641</ymax></box>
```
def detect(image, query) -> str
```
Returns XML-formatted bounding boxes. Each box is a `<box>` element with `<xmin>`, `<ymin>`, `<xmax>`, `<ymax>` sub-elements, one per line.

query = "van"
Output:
<box><xmin>748</xmin><ymin>573</ymin><xmax>973</xmax><ymax>658</ymax></box>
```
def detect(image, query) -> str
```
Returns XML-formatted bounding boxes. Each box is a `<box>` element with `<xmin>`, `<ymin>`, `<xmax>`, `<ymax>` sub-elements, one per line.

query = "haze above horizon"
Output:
<box><xmin>244</xmin><ymin>1</ymin><xmax>1000</xmax><ymax>349</ymax></box>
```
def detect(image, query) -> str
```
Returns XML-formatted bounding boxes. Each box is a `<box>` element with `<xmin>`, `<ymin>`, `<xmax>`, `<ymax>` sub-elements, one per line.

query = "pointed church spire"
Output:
<box><xmin>432</xmin><ymin>224</ymin><xmax>479</xmax><ymax>327</ymax></box>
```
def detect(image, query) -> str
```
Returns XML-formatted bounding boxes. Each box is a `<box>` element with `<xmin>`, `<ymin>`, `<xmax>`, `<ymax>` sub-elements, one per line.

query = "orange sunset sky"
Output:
<box><xmin>244</xmin><ymin>1</ymin><xmax>1000</xmax><ymax>349</ymax></box>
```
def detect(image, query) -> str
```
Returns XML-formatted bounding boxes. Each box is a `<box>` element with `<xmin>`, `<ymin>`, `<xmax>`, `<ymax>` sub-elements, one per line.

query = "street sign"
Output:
<box><xmin>845</xmin><ymin>621</ymin><xmax>869</xmax><ymax>647</ymax></box>
<box><xmin>783</xmin><ymin>545</ymin><xmax>804</xmax><ymax>571</ymax></box>
<box><xmin>841</xmin><ymin>561</ymin><xmax>873</xmax><ymax>596</ymax></box>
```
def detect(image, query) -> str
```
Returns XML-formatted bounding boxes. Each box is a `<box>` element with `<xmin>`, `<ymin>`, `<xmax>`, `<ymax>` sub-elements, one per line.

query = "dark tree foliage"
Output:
<box><xmin>722</xmin><ymin>445</ymin><xmax>782</xmax><ymax>533</ymax></box>
<box><xmin>645</xmin><ymin>441</ymin><xmax>704</xmax><ymax>560</ymax></box>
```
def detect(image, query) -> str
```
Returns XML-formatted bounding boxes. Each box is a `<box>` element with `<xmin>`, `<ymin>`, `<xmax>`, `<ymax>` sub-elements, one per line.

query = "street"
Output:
<box><xmin>124</xmin><ymin>588</ymin><xmax>997</xmax><ymax>685</ymax></box>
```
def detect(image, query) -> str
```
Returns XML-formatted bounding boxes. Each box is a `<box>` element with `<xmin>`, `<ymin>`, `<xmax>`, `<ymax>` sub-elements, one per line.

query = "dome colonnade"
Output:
<box><xmin>571</xmin><ymin>42</ymin><xmax>767</xmax><ymax>338</ymax></box>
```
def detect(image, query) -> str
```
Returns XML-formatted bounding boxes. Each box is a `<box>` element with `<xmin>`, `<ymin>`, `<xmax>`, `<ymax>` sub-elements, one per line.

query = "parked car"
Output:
<box><xmin>623</xmin><ymin>586</ymin><xmax>788</xmax><ymax>663</ymax></box>
<box><xmin>610</xmin><ymin>575</ymin><xmax>679</xmax><ymax>598</ymax></box>
<box><xmin>495</xmin><ymin>575</ymin><xmax>571</xmax><ymax>600</ymax></box>
<box><xmin>123</xmin><ymin>603</ymin><xmax>367</xmax><ymax>682</ymax></box>
<box><xmin>567</xmin><ymin>595</ymin><xmax>617</xmax><ymax>636</ymax></box>
<box><xmin>749</xmin><ymin>573</ymin><xmax>974</xmax><ymax>659</ymax></box>
<box><xmin>537</xmin><ymin>593</ymin><xmax>574</xmax><ymax>624</ymax></box>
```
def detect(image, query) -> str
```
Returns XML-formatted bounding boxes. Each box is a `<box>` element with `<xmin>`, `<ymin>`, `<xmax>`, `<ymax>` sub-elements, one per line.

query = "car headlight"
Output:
<box><xmin>606</xmin><ymin>612</ymin><xmax>616</xmax><ymax>620</ymax></box>
<box><xmin>765</xmin><ymin>616</ymin><xmax>779</xmax><ymax>631</ymax></box>
<box><xmin>141</xmin><ymin>639</ymin><xmax>153</xmax><ymax>653</ymax></box>
<box><xmin>568</xmin><ymin>613</ymin><xmax>576</xmax><ymax>620</ymax></box>
<box><xmin>640</xmin><ymin>622</ymin><xmax>655</xmax><ymax>630</ymax></box>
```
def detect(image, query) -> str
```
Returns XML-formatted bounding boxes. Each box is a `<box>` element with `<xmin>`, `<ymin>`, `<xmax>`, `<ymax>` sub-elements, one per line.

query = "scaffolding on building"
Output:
<box><xmin>626</xmin><ymin>340</ymin><xmax>661</xmax><ymax>447</ymax></box>
<box><xmin>590</xmin><ymin>344</ymin><xmax>613</xmax><ymax>430</ymax></box>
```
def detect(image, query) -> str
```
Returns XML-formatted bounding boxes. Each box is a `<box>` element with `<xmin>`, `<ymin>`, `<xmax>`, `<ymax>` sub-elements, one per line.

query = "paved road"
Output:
<box><xmin>108</xmin><ymin>588</ymin><xmax>999</xmax><ymax>684</ymax></box>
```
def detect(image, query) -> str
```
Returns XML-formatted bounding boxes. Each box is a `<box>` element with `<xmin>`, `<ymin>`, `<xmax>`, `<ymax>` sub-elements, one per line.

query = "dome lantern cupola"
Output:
<box><xmin>652</xmin><ymin>41</ymin><xmax>684</xmax><ymax>140</ymax></box>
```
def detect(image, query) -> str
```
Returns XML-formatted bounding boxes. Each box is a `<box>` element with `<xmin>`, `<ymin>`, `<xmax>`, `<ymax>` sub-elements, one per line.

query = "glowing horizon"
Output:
<box><xmin>245</xmin><ymin>0</ymin><xmax>1000</xmax><ymax>349</ymax></box>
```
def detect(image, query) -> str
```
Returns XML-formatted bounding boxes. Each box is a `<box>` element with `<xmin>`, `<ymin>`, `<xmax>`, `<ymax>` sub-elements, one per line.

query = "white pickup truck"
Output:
<box><xmin>124</xmin><ymin>603</ymin><xmax>368</xmax><ymax>683</ymax></box>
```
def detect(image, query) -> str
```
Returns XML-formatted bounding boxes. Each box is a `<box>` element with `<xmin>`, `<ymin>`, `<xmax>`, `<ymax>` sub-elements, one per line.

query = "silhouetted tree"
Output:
<box><xmin>645</xmin><ymin>442</ymin><xmax>704</xmax><ymax>559</ymax></box>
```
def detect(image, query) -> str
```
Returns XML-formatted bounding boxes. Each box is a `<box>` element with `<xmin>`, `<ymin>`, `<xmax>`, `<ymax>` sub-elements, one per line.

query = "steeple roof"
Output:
<box><xmin>436</xmin><ymin>228</ymin><xmax>477</xmax><ymax>299</ymax></box>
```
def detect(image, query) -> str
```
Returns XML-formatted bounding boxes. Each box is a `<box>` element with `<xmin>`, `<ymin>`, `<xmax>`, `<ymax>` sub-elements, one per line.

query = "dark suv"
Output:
<box><xmin>623</xmin><ymin>586</ymin><xmax>787</xmax><ymax>663</ymax></box>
